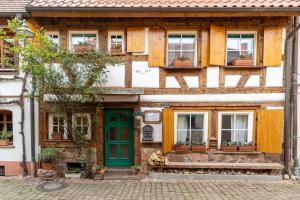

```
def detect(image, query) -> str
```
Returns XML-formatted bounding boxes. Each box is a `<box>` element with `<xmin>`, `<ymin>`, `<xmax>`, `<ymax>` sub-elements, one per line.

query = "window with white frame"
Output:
<box><xmin>0</xmin><ymin>110</ymin><xmax>13</xmax><ymax>143</ymax></box>
<box><xmin>226</xmin><ymin>32</ymin><xmax>256</xmax><ymax>66</ymax></box>
<box><xmin>73</xmin><ymin>113</ymin><xmax>91</xmax><ymax>139</ymax></box>
<box><xmin>48</xmin><ymin>114</ymin><xmax>67</xmax><ymax>139</ymax></box>
<box><xmin>167</xmin><ymin>32</ymin><xmax>196</xmax><ymax>67</ymax></box>
<box><xmin>175</xmin><ymin>112</ymin><xmax>208</xmax><ymax>145</ymax></box>
<box><xmin>108</xmin><ymin>31</ymin><xmax>124</xmax><ymax>54</ymax></box>
<box><xmin>218</xmin><ymin>112</ymin><xmax>253</xmax><ymax>145</ymax></box>
<box><xmin>69</xmin><ymin>32</ymin><xmax>97</xmax><ymax>53</ymax></box>
<box><xmin>47</xmin><ymin>32</ymin><xmax>59</xmax><ymax>51</ymax></box>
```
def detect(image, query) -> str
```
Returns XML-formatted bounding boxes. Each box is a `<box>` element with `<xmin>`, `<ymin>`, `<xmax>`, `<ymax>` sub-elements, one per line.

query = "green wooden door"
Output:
<box><xmin>104</xmin><ymin>109</ymin><xmax>134</xmax><ymax>167</ymax></box>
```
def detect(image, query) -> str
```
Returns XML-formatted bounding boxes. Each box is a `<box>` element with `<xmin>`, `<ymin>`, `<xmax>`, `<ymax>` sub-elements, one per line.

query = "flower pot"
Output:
<box><xmin>73</xmin><ymin>44</ymin><xmax>93</xmax><ymax>53</ymax></box>
<box><xmin>173</xmin><ymin>59</ymin><xmax>193</xmax><ymax>68</ymax></box>
<box><xmin>131</xmin><ymin>168</ymin><xmax>138</xmax><ymax>175</ymax></box>
<box><xmin>191</xmin><ymin>145</ymin><xmax>206</xmax><ymax>152</ymax></box>
<box><xmin>174</xmin><ymin>145</ymin><xmax>190</xmax><ymax>153</ymax></box>
<box><xmin>232</xmin><ymin>59</ymin><xmax>254</xmax><ymax>66</ymax></box>
<box><xmin>41</xmin><ymin>163</ymin><xmax>55</xmax><ymax>171</ymax></box>
<box><xmin>220</xmin><ymin>145</ymin><xmax>238</xmax><ymax>152</ymax></box>
<box><xmin>0</xmin><ymin>139</ymin><xmax>9</xmax><ymax>146</ymax></box>
<box><xmin>110</xmin><ymin>48</ymin><xmax>122</xmax><ymax>54</ymax></box>
<box><xmin>239</xmin><ymin>146</ymin><xmax>255</xmax><ymax>152</ymax></box>
<box><xmin>52</xmin><ymin>133</ymin><xmax>63</xmax><ymax>140</ymax></box>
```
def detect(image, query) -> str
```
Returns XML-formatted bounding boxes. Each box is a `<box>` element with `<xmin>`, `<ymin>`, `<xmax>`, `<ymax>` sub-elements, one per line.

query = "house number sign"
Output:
<box><xmin>143</xmin><ymin>110</ymin><xmax>161</xmax><ymax>124</ymax></box>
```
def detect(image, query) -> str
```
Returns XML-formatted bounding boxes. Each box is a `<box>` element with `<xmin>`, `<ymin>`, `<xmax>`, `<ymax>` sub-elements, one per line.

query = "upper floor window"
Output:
<box><xmin>0</xmin><ymin>110</ymin><xmax>13</xmax><ymax>143</ymax></box>
<box><xmin>108</xmin><ymin>31</ymin><xmax>124</xmax><ymax>54</ymax></box>
<box><xmin>218</xmin><ymin>112</ymin><xmax>253</xmax><ymax>146</ymax></box>
<box><xmin>0</xmin><ymin>38</ymin><xmax>17</xmax><ymax>72</ymax></box>
<box><xmin>226</xmin><ymin>32</ymin><xmax>256</xmax><ymax>66</ymax></box>
<box><xmin>167</xmin><ymin>32</ymin><xmax>196</xmax><ymax>67</ymax></box>
<box><xmin>175</xmin><ymin>112</ymin><xmax>208</xmax><ymax>145</ymax></box>
<box><xmin>69</xmin><ymin>32</ymin><xmax>97</xmax><ymax>53</ymax></box>
<box><xmin>47</xmin><ymin>32</ymin><xmax>59</xmax><ymax>51</ymax></box>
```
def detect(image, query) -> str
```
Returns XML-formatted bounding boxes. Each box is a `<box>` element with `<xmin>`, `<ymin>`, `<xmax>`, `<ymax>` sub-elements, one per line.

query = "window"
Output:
<box><xmin>226</xmin><ymin>32</ymin><xmax>256</xmax><ymax>66</ymax></box>
<box><xmin>167</xmin><ymin>32</ymin><xmax>196</xmax><ymax>67</ymax></box>
<box><xmin>69</xmin><ymin>32</ymin><xmax>98</xmax><ymax>53</ymax></box>
<box><xmin>108</xmin><ymin>31</ymin><xmax>124</xmax><ymax>54</ymax></box>
<box><xmin>0</xmin><ymin>110</ymin><xmax>13</xmax><ymax>142</ymax></box>
<box><xmin>48</xmin><ymin>114</ymin><xmax>67</xmax><ymax>139</ymax></box>
<box><xmin>218</xmin><ymin>112</ymin><xmax>253</xmax><ymax>146</ymax></box>
<box><xmin>174</xmin><ymin>112</ymin><xmax>208</xmax><ymax>145</ymax></box>
<box><xmin>47</xmin><ymin>32</ymin><xmax>59</xmax><ymax>51</ymax></box>
<box><xmin>0</xmin><ymin>38</ymin><xmax>17</xmax><ymax>72</ymax></box>
<box><xmin>73</xmin><ymin>113</ymin><xmax>91</xmax><ymax>139</ymax></box>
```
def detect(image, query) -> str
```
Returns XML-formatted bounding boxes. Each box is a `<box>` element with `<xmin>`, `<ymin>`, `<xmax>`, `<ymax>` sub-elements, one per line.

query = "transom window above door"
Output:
<box><xmin>226</xmin><ymin>32</ymin><xmax>256</xmax><ymax>66</ymax></box>
<box><xmin>219</xmin><ymin>112</ymin><xmax>253</xmax><ymax>146</ymax></box>
<box><xmin>108</xmin><ymin>31</ymin><xmax>124</xmax><ymax>54</ymax></box>
<box><xmin>175</xmin><ymin>112</ymin><xmax>208</xmax><ymax>145</ymax></box>
<box><xmin>167</xmin><ymin>32</ymin><xmax>196</xmax><ymax>67</ymax></box>
<box><xmin>69</xmin><ymin>32</ymin><xmax>97</xmax><ymax>53</ymax></box>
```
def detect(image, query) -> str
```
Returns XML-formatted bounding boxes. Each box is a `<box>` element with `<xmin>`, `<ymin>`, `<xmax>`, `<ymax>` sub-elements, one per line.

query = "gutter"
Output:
<box><xmin>0</xmin><ymin>12</ymin><xmax>30</xmax><ymax>17</ymax></box>
<box><xmin>25</xmin><ymin>6</ymin><xmax>300</xmax><ymax>13</ymax></box>
<box><xmin>30</xmin><ymin>77</ymin><xmax>36</xmax><ymax>177</ymax></box>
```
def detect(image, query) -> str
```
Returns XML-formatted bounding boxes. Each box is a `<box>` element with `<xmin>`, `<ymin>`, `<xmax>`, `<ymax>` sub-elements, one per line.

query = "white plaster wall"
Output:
<box><xmin>140</xmin><ymin>107</ymin><xmax>162</xmax><ymax>142</ymax></box>
<box><xmin>166</xmin><ymin>76</ymin><xmax>180</xmax><ymax>88</ymax></box>
<box><xmin>206</xmin><ymin>67</ymin><xmax>219</xmax><ymax>88</ymax></box>
<box><xmin>266</xmin><ymin>66</ymin><xmax>283</xmax><ymax>87</ymax></box>
<box><xmin>224</xmin><ymin>75</ymin><xmax>241</xmax><ymax>88</ymax></box>
<box><xmin>245</xmin><ymin>75</ymin><xmax>260</xmax><ymax>87</ymax></box>
<box><xmin>132</xmin><ymin>61</ymin><xmax>159</xmax><ymax>88</ymax></box>
<box><xmin>102</xmin><ymin>64</ymin><xmax>125</xmax><ymax>87</ymax></box>
<box><xmin>183</xmin><ymin>76</ymin><xmax>199</xmax><ymax>88</ymax></box>
<box><xmin>0</xmin><ymin>79</ymin><xmax>23</xmax><ymax>96</ymax></box>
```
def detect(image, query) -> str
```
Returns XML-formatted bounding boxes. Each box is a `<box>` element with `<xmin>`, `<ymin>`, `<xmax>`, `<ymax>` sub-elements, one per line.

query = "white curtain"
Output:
<box><xmin>177</xmin><ymin>115</ymin><xmax>189</xmax><ymax>143</ymax></box>
<box><xmin>235</xmin><ymin>115</ymin><xmax>248</xmax><ymax>143</ymax></box>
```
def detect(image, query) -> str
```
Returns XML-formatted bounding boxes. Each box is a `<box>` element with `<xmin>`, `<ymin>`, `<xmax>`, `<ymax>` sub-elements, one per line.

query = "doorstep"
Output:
<box><xmin>148</xmin><ymin>171</ymin><xmax>283</xmax><ymax>181</ymax></box>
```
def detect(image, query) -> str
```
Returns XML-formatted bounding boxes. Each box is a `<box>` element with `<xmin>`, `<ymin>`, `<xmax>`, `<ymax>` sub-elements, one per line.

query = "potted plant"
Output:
<box><xmin>38</xmin><ymin>148</ymin><xmax>60</xmax><ymax>171</ymax></box>
<box><xmin>191</xmin><ymin>141</ymin><xmax>207</xmax><ymax>152</ymax></box>
<box><xmin>172</xmin><ymin>56</ymin><xmax>193</xmax><ymax>68</ymax></box>
<box><xmin>232</xmin><ymin>55</ymin><xmax>254</xmax><ymax>66</ymax></box>
<box><xmin>73</xmin><ymin>42</ymin><xmax>94</xmax><ymax>53</ymax></box>
<box><xmin>131</xmin><ymin>165</ymin><xmax>140</xmax><ymax>175</ymax></box>
<box><xmin>0</xmin><ymin>130</ymin><xmax>12</xmax><ymax>146</ymax></box>
<box><xmin>239</xmin><ymin>142</ymin><xmax>255</xmax><ymax>152</ymax></box>
<box><xmin>220</xmin><ymin>142</ymin><xmax>238</xmax><ymax>152</ymax></box>
<box><xmin>51</xmin><ymin>132</ymin><xmax>63</xmax><ymax>140</ymax></box>
<box><xmin>110</xmin><ymin>44</ymin><xmax>122</xmax><ymax>54</ymax></box>
<box><xmin>94</xmin><ymin>165</ymin><xmax>105</xmax><ymax>180</ymax></box>
<box><xmin>174</xmin><ymin>141</ymin><xmax>190</xmax><ymax>153</ymax></box>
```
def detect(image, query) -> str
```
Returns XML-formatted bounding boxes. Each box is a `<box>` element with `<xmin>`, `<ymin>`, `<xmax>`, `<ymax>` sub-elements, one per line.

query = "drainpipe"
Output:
<box><xmin>292</xmin><ymin>17</ymin><xmax>300</xmax><ymax>178</ymax></box>
<box><xmin>284</xmin><ymin>18</ymin><xmax>300</xmax><ymax>176</ymax></box>
<box><xmin>30</xmin><ymin>76</ymin><xmax>36</xmax><ymax>177</ymax></box>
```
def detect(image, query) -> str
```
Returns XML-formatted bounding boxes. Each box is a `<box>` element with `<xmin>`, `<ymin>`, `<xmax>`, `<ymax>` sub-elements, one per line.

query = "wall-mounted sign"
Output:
<box><xmin>142</xmin><ymin>125</ymin><xmax>154</xmax><ymax>141</ymax></box>
<box><xmin>143</xmin><ymin>110</ymin><xmax>161</xmax><ymax>124</ymax></box>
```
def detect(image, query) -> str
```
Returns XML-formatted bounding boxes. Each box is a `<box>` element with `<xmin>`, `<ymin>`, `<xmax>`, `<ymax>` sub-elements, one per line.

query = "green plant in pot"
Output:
<box><xmin>191</xmin><ymin>140</ymin><xmax>206</xmax><ymax>152</ymax></box>
<box><xmin>221</xmin><ymin>141</ymin><xmax>238</xmax><ymax>152</ymax></box>
<box><xmin>174</xmin><ymin>141</ymin><xmax>190</xmax><ymax>153</ymax></box>
<box><xmin>111</xmin><ymin>43</ymin><xmax>122</xmax><ymax>54</ymax></box>
<box><xmin>239</xmin><ymin>142</ymin><xmax>255</xmax><ymax>152</ymax></box>
<box><xmin>0</xmin><ymin>130</ymin><xmax>12</xmax><ymax>146</ymax></box>
<box><xmin>131</xmin><ymin>165</ymin><xmax>140</xmax><ymax>175</ymax></box>
<box><xmin>38</xmin><ymin>148</ymin><xmax>60</xmax><ymax>171</ymax></box>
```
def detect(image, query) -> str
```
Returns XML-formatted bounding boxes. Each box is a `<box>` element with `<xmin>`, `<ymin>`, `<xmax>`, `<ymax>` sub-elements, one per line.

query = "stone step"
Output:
<box><xmin>104</xmin><ymin>174</ymin><xmax>140</xmax><ymax>180</ymax></box>
<box><xmin>104</xmin><ymin>167</ymin><xmax>131</xmax><ymax>175</ymax></box>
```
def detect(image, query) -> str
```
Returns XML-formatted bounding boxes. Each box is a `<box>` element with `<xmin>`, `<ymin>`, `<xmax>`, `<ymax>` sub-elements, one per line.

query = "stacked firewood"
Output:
<box><xmin>148</xmin><ymin>150</ymin><xmax>169</xmax><ymax>166</ymax></box>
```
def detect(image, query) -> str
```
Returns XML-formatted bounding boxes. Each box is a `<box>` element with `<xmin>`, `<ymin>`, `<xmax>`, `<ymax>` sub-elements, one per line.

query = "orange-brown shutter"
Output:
<box><xmin>256</xmin><ymin>109</ymin><xmax>283</xmax><ymax>153</ymax></box>
<box><xmin>127</xmin><ymin>27</ymin><xmax>145</xmax><ymax>53</ymax></box>
<box><xmin>201</xmin><ymin>30</ymin><xmax>210</xmax><ymax>67</ymax></box>
<box><xmin>148</xmin><ymin>29</ymin><xmax>165</xmax><ymax>67</ymax></box>
<box><xmin>209</xmin><ymin>25</ymin><xmax>226</xmax><ymax>66</ymax></box>
<box><xmin>263</xmin><ymin>27</ymin><xmax>283</xmax><ymax>67</ymax></box>
<box><xmin>162</xmin><ymin>108</ymin><xmax>174</xmax><ymax>153</ymax></box>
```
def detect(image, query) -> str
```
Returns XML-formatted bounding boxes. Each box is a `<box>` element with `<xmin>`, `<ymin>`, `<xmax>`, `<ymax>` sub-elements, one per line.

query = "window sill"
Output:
<box><xmin>0</xmin><ymin>70</ymin><xmax>19</xmax><ymax>75</ymax></box>
<box><xmin>164</xmin><ymin>66</ymin><xmax>203</xmax><ymax>70</ymax></box>
<box><xmin>224</xmin><ymin>65</ymin><xmax>265</xmax><ymax>69</ymax></box>
<box><xmin>109</xmin><ymin>53</ymin><xmax>126</xmax><ymax>56</ymax></box>
<box><xmin>0</xmin><ymin>145</ymin><xmax>15</xmax><ymax>149</ymax></box>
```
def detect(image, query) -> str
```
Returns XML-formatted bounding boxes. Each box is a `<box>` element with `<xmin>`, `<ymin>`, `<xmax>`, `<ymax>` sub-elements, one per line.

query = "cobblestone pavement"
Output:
<box><xmin>1</xmin><ymin>177</ymin><xmax>300</xmax><ymax>200</ymax></box>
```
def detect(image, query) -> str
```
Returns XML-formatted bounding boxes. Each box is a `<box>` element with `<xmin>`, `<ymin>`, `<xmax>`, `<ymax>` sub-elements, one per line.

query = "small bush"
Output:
<box><xmin>38</xmin><ymin>148</ymin><xmax>60</xmax><ymax>163</ymax></box>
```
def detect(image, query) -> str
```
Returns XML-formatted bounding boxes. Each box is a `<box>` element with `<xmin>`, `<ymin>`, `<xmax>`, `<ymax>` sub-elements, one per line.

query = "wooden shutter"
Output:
<box><xmin>127</xmin><ymin>27</ymin><xmax>145</xmax><ymax>53</ymax></box>
<box><xmin>162</xmin><ymin>108</ymin><xmax>174</xmax><ymax>153</ymax></box>
<box><xmin>263</xmin><ymin>27</ymin><xmax>283</xmax><ymax>67</ymax></box>
<box><xmin>209</xmin><ymin>25</ymin><xmax>226</xmax><ymax>66</ymax></box>
<box><xmin>148</xmin><ymin>29</ymin><xmax>165</xmax><ymax>67</ymax></box>
<box><xmin>201</xmin><ymin>30</ymin><xmax>210</xmax><ymax>67</ymax></box>
<box><xmin>256</xmin><ymin>109</ymin><xmax>283</xmax><ymax>153</ymax></box>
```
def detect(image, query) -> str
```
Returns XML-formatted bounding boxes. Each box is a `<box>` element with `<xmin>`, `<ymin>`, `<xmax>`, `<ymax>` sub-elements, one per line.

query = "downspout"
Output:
<box><xmin>284</xmin><ymin>18</ymin><xmax>300</xmax><ymax>176</ymax></box>
<box><xmin>292</xmin><ymin>17</ymin><xmax>300</xmax><ymax>177</ymax></box>
<box><xmin>30</xmin><ymin>77</ymin><xmax>36</xmax><ymax>177</ymax></box>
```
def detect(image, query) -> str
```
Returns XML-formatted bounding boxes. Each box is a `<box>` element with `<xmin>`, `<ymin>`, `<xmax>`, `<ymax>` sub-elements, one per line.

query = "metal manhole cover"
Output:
<box><xmin>36</xmin><ymin>181</ymin><xmax>69</xmax><ymax>192</ymax></box>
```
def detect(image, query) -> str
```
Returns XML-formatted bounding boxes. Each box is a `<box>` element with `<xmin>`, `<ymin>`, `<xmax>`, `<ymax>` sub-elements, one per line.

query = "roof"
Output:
<box><xmin>27</xmin><ymin>0</ymin><xmax>300</xmax><ymax>10</ymax></box>
<box><xmin>0</xmin><ymin>0</ymin><xmax>31</xmax><ymax>15</ymax></box>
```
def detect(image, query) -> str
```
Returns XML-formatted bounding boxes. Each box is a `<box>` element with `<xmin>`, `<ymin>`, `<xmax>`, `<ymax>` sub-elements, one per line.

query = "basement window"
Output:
<box><xmin>226</xmin><ymin>32</ymin><xmax>256</xmax><ymax>66</ymax></box>
<box><xmin>0</xmin><ymin>166</ymin><xmax>4</xmax><ymax>176</ymax></box>
<box><xmin>218</xmin><ymin>112</ymin><xmax>253</xmax><ymax>146</ymax></box>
